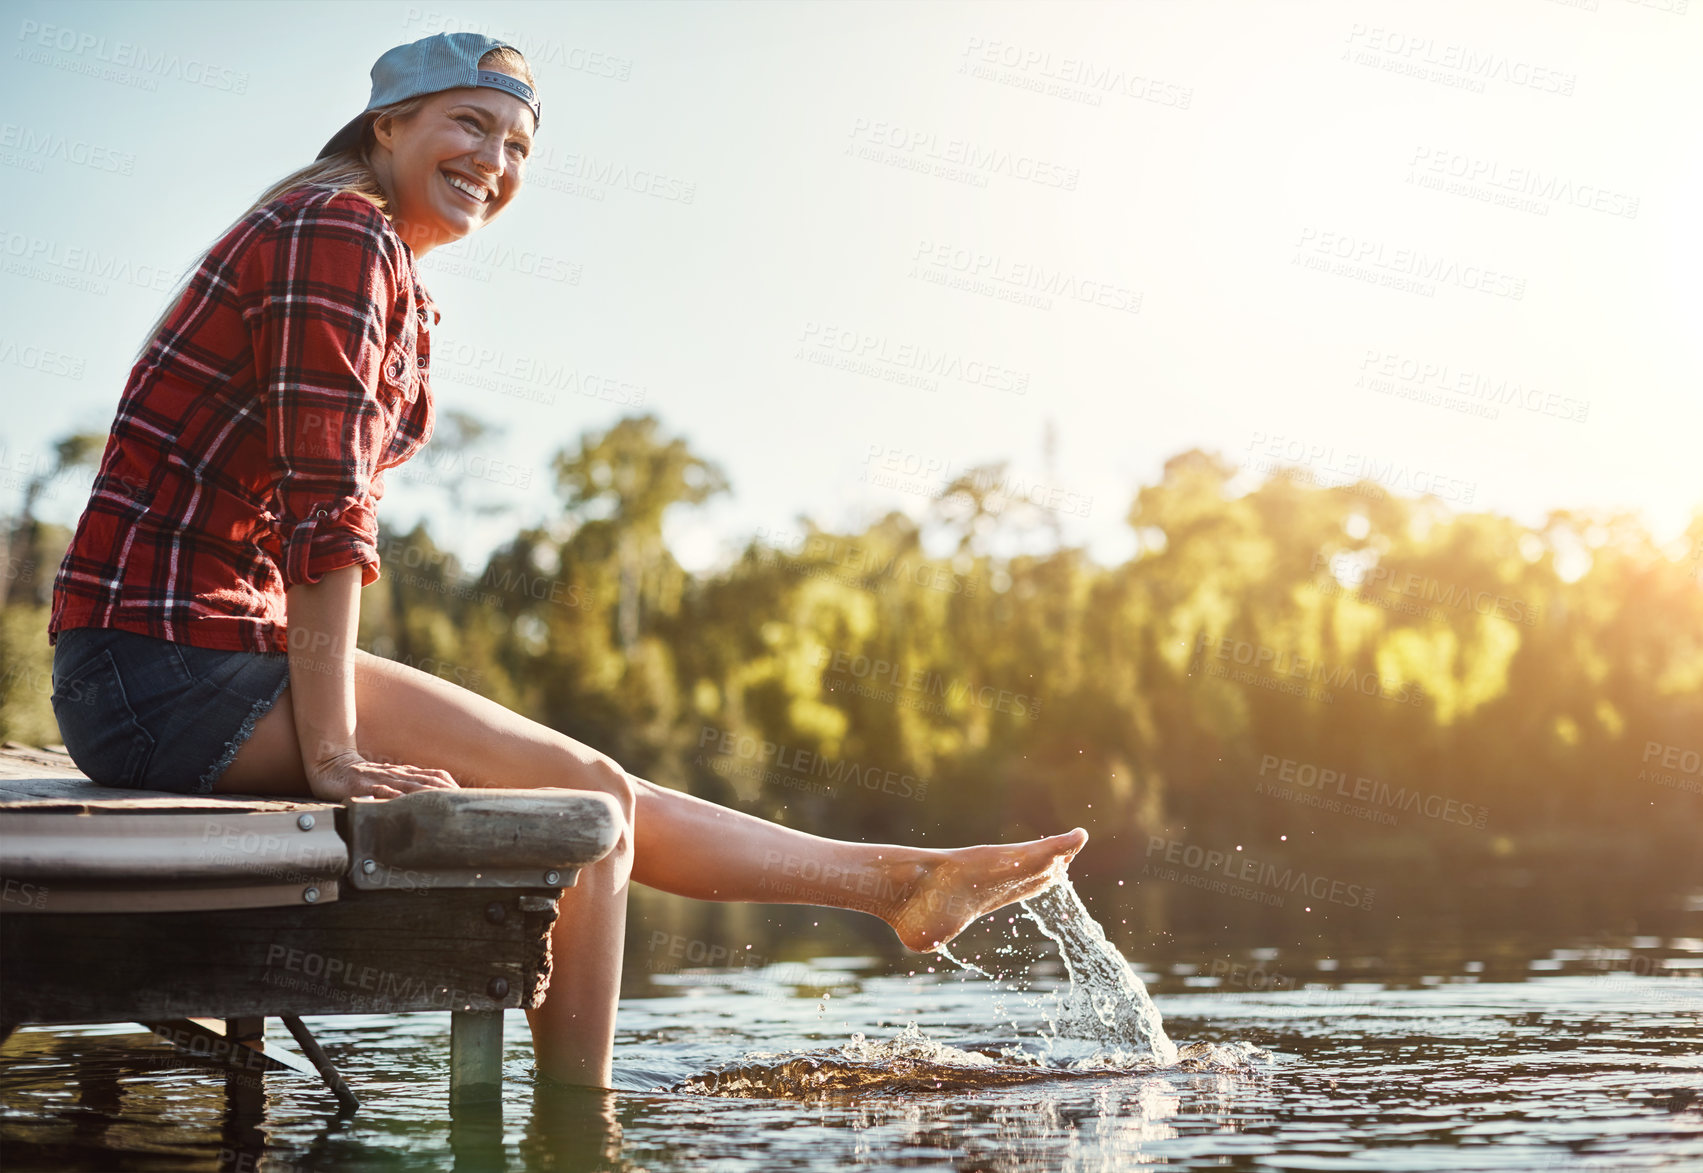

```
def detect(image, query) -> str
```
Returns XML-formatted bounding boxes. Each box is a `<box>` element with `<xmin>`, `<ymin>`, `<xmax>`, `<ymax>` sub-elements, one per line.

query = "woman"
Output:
<box><xmin>46</xmin><ymin>31</ymin><xmax>1086</xmax><ymax>1089</ymax></box>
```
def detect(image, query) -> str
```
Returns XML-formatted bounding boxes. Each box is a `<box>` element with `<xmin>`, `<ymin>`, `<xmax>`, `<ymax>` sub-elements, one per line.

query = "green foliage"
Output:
<box><xmin>0</xmin><ymin>604</ymin><xmax>57</xmax><ymax>746</ymax></box>
<box><xmin>5</xmin><ymin>419</ymin><xmax>1700</xmax><ymax>929</ymax></box>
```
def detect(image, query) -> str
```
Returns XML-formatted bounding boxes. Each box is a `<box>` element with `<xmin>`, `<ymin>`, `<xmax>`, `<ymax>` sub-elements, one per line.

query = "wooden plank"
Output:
<box><xmin>1</xmin><ymin>803</ymin><xmax>349</xmax><ymax>912</ymax></box>
<box><xmin>1</xmin><ymin>887</ymin><xmax>560</xmax><ymax>1025</ymax></box>
<box><xmin>0</xmin><ymin>743</ymin><xmax>82</xmax><ymax>777</ymax></box>
<box><xmin>2</xmin><ymin>809</ymin><xmax>348</xmax><ymax>884</ymax></box>
<box><xmin>346</xmin><ymin>788</ymin><xmax>621</xmax><ymax>889</ymax></box>
<box><xmin>0</xmin><ymin>744</ymin><xmax>331</xmax><ymax>814</ymax></box>
<box><xmin>449</xmin><ymin>1009</ymin><xmax>505</xmax><ymax>1105</ymax></box>
<box><xmin>3</xmin><ymin>881</ymin><xmax>342</xmax><ymax>915</ymax></box>
<box><xmin>0</xmin><ymin>775</ymin><xmax>333</xmax><ymax>814</ymax></box>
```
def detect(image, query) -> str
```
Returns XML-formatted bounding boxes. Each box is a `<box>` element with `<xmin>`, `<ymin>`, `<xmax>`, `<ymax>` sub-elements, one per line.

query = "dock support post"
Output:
<box><xmin>450</xmin><ymin>1009</ymin><xmax>504</xmax><ymax>1105</ymax></box>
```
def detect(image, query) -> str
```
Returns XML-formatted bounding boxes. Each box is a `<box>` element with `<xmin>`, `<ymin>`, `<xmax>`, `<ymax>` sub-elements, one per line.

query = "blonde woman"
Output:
<box><xmin>47</xmin><ymin>32</ymin><xmax>1086</xmax><ymax>1089</ymax></box>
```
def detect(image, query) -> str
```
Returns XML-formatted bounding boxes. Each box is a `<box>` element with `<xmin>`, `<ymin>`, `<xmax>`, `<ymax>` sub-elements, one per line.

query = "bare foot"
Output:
<box><xmin>886</xmin><ymin>828</ymin><xmax>1088</xmax><ymax>953</ymax></box>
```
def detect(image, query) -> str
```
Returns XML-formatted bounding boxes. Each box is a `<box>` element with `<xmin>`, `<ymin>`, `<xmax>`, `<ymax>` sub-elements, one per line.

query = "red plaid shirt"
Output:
<box><xmin>50</xmin><ymin>186</ymin><xmax>438</xmax><ymax>654</ymax></box>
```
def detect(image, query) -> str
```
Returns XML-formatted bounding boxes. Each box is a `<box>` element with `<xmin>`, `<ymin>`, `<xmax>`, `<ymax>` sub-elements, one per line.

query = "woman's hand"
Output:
<box><xmin>285</xmin><ymin>564</ymin><xmax>459</xmax><ymax>801</ymax></box>
<box><xmin>305</xmin><ymin>746</ymin><xmax>460</xmax><ymax>801</ymax></box>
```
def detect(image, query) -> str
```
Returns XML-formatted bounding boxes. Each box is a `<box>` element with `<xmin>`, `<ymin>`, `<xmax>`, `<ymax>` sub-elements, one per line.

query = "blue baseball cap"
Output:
<box><xmin>317</xmin><ymin>32</ymin><xmax>541</xmax><ymax>160</ymax></box>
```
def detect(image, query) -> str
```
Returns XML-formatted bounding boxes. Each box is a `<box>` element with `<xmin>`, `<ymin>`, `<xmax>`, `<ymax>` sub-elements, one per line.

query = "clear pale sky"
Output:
<box><xmin>4</xmin><ymin>0</ymin><xmax>1699</xmax><ymax>574</ymax></box>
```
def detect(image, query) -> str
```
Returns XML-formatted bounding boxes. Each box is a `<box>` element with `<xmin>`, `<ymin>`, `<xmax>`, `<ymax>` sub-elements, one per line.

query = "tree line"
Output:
<box><xmin>4</xmin><ymin>413</ymin><xmax>1699</xmax><ymax>937</ymax></box>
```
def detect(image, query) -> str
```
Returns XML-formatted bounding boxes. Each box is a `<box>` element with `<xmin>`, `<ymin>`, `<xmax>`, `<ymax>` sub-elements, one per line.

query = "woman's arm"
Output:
<box><xmin>286</xmin><ymin>563</ymin><xmax>458</xmax><ymax>800</ymax></box>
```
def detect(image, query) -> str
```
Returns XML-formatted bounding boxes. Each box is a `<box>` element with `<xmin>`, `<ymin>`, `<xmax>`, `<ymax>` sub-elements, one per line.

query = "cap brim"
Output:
<box><xmin>317</xmin><ymin>110</ymin><xmax>376</xmax><ymax>161</ymax></box>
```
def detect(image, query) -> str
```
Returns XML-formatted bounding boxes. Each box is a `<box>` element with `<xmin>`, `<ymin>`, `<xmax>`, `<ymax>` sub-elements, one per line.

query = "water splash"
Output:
<box><xmin>671</xmin><ymin>876</ymin><xmax>1264</xmax><ymax>1098</ymax></box>
<box><xmin>936</xmin><ymin>942</ymin><xmax>994</xmax><ymax>979</ymax></box>
<box><xmin>672</xmin><ymin>1023</ymin><xmax>1078</xmax><ymax>1098</ymax></box>
<box><xmin>1017</xmin><ymin>878</ymin><xmax>1179</xmax><ymax>1068</ymax></box>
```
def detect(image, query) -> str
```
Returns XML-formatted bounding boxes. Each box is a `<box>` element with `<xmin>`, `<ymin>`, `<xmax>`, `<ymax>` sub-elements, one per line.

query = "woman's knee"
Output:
<box><xmin>545</xmin><ymin>742</ymin><xmax>632</xmax><ymax>811</ymax></box>
<box><xmin>567</xmin><ymin>749</ymin><xmax>635</xmax><ymax>852</ymax></box>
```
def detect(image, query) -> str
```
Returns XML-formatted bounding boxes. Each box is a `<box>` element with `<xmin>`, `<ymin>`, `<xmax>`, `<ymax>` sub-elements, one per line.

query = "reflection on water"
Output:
<box><xmin>2</xmin><ymin>924</ymin><xmax>1700</xmax><ymax>1171</ymax></box>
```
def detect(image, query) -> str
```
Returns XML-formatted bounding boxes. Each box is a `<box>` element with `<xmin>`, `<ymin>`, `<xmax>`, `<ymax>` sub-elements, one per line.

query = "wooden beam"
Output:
<box><xmin>0</xmin><ymin>746</ymin><xmax>332</xmax><ymax>815</ymax></box>
<box><xmin>0</xmin><ymin>809</ymin><xmax>347</xmax><ymax>887</ymax></box>
<box><xmin>2</xmin><ymin>888</ymin><xmax>559</xmax><ymax>1025</ymax></box>
<box><xmin>345</xmin><ymin>788</ymin><xmax>621</xmax><ymax>891</ymax></box>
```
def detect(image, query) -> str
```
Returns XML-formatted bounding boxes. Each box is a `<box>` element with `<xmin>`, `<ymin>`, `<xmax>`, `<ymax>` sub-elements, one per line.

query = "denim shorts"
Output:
<box><xmin>50</xmin><ymin>626</ymin><xmax>291</xmax><ymax>795</ymax></box>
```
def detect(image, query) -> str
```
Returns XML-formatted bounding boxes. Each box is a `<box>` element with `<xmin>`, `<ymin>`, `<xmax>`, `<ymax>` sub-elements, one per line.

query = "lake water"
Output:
<box><xmin>3</xmin><ymin>894</ymin><xmax>1700</xmax><ymax>1172</ymax></box>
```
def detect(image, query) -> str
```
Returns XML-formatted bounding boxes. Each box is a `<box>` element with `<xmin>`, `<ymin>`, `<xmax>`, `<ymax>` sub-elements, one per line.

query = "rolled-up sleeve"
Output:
<box><xmin>244</xmin><ymin>194</ymin><xmax>402</xmax><ymax>589</ymax></box>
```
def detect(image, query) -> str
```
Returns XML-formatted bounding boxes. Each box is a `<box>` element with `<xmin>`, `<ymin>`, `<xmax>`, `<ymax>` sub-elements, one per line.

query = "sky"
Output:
<box><xmin>4</xmin><ymin>0</ymin><xmax>1700</xmax><ymax>576</ymax></box>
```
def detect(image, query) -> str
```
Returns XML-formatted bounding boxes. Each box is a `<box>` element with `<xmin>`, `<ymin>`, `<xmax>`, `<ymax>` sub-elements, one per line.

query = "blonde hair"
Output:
<box><xmin>131</xmin><ymin>45</ymin><xmax>536</xmax><ymax>366</ymax></box>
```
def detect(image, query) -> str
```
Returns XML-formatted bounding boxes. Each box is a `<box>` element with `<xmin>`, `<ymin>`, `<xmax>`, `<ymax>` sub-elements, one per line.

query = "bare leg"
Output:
<box><xmin>525</xmin><ymin>809</ymin><xmax>631</xmax><ymax>1087</ymax></box>
<box><xmin>219</xmin><ymin>651</ymin><xmax>1085</xmax><ymax>1082</ymax></box>
<box><xmin>626</xmin><ymin>774</ymin><xmax>1084</xmax><ymax>951</ymax></box>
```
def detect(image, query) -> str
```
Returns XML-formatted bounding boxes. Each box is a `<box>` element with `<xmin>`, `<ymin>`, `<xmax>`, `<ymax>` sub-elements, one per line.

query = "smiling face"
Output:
<box><xmin>368</xmin><ymin>78</ymin><xmax>536</xmax><ymax>256</ymax></box>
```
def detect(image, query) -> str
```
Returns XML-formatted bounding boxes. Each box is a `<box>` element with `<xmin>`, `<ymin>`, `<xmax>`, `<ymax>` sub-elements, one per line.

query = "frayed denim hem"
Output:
<box><xmin>197</xmin><ymin>673</ymin><xmax>291</xmax><ymax>794</ymax></box>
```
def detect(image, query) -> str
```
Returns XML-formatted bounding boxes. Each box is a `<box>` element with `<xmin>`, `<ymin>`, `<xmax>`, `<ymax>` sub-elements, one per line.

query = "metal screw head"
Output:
<box><xmin>543</xmin><ymin>869</ymin><xmax>562</xmax><ymax>886</ymax></box>
<box><xmin>296</xmin><ymin>813</ymin><xmax>316</xmax><ymax>831</ymax></box>
<box><xmin>302</xmin><ymin>886</ymin><xmax>321</xmax><ymax>904</ymax></box>
<box><xmin>361</xmin><ymin>858</ymin><xmax>378</xmax><ymax>875</ymax></box>
<box><xmin>485</xmin><ymin>901</ymin><xmax>507</xmax><ymax>925</ymax></box>
<box><xmin>487</xmin><ymin>977</ymin><xmax>510</xmax><ymax>999</ymax></box>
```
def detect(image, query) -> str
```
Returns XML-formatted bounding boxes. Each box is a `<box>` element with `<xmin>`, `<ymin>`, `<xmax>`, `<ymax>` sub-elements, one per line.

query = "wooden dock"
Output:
<box><xmin>0</xmin><ymin>743</ymin><xmax>620</xmax><ymax>1110</ymax></box>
